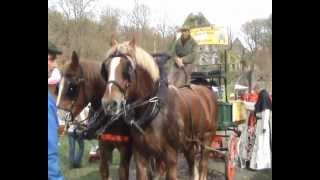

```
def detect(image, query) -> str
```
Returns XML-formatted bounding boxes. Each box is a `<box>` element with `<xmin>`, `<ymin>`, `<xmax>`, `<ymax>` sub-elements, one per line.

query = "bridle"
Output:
<box><xmin>103</xmin><ymin>52</ymin><xmax>136</xmax><ymax>98</ymax></box>
<box><xmin>100</xmin><ymin>52</ymin><xmax>162</xmax><ymax>135</ymax></box>
<box><xmin>57</xmin><ymin>64</ymin><xmax>87</xmax><ymax>122</ymax></box>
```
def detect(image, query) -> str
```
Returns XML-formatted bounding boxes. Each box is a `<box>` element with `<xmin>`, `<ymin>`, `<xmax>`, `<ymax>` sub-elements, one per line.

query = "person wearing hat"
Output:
<box><xmin>249</xmin><ymin>83</ymin><xmax>272</xmax><ymax>170</ymax></box>
<box><xmin>48</xmin><ymin>40</ymin><xmax>64</xmax><ymax>180</ymax></box>
<box><xmin>48</xmin><ymin>41</ymin><xmax>62</xmax><ymax>92</ymax></box>
<box><xmin>168</xmin><ymin>24</ymin><xmax>199</xmax><ymax>87</ymax></box>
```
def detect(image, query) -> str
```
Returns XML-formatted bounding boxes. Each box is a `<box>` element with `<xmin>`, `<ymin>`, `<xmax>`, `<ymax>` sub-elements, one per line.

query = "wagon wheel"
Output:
<box><xmin>225</xmin><ymin>132</ymin><xmax>238</xmax><ymax>180</ymax></box>
<box><xmin>224</xmin><ymin>151</ymin><xmax>229</xmax><ymax>180</ymax></box>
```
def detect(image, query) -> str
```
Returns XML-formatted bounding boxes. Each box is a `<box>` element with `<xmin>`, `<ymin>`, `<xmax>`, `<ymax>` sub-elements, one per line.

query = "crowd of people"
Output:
<box><xmin>237</xmin><ymin>84</ymin><xmax>272</xmax><ymax>170</ymax></box>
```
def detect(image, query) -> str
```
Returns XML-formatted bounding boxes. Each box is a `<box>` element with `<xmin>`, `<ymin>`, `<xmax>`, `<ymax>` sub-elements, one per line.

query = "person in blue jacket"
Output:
<box><xmin>48</xmin><ymin>40</ymin><xmax>64</xmax><ymax>180</ymax></box>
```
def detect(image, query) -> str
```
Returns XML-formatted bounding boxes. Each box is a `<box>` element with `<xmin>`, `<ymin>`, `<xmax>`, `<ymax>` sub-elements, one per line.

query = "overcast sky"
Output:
<box><xmin>49</xmin><ymin>0</ymin><xmax>271</xmax><ymax>43</ymax></box>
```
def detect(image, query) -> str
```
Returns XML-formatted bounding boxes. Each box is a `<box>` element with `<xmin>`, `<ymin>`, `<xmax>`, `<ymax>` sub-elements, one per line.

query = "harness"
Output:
<box><xmin>58</xmin><ymin>64</ymin><xmax>87</xmax><ymax>130</ymax></box>
<box><xmin>100</xmin><ymin>80</ymin><xmax>161</xmax><ymax>136</ymax></box>
<box><xmin>99</xmin><ymin>133</ymin><xmax>130</xmax><ymax>143</ymax></box>
<box><xmin>100</xmin><ymin>52</ymin><xmax>162</xmax><ymax>135</ymax></box>
<box><xmin>104</xmin><ymin>53</ymin><xmax>135</xmax><ymax>95</ymax></box>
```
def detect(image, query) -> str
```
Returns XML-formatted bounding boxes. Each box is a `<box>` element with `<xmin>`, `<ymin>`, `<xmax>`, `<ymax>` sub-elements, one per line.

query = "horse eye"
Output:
<box><xmin>70</xmin><ymin>83</ymin><xmax>76</xmax><ymax>90</ymax></box>
<box><xmin>123</xmin><ymin>72</ymin><xmax>130</xmax><ymax>81</ymax></box>
<box><xmin>65</xmin><ymin>81</ymin><xmax>78</xmax><ymax>99</ymax></box>
<box><xmin>123</xmin><ymin>66</ymin><xmax>132</xmax><ymax>81</ymax></box>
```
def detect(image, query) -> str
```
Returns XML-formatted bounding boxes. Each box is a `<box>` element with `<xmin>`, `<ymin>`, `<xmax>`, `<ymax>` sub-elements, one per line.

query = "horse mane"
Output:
<box><xmin>105</xmin><ymin>42</ymin><xmax>160</xmax><ymax>82</ymax></box>
<box><xmin>134</xmin><ymin>46</ymin><xmax>160</xmax><ymax>82</ymax></box>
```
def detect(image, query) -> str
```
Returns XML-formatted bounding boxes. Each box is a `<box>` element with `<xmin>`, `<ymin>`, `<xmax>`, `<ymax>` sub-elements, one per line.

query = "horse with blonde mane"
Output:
<box><xmin>100</xmin><ymin>37</ymin><xmax>218</xmax><ymax>180</ymax></box>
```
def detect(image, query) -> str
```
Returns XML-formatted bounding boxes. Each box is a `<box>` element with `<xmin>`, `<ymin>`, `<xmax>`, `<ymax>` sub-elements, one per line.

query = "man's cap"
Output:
<box><xmin>179</xmin><ymin>24</ymin><xmax>191</xmax><ymax>31</ymax></box>
<box><xmin>48</xmin><ymin>40</ymin><xmax>62</xmax><ymax>54</ymax></box>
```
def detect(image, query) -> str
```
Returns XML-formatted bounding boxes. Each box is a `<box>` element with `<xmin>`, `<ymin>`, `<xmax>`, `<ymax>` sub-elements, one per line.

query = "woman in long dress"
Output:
<box><xmin>249</xmin><ymin>85</ymin><xmax>272</xmax><ymax>170</ymax></box>
<box><xmin>238</xmin><ymin>90</ymin><xmax>258</xmax><ymax>168</ymax></box>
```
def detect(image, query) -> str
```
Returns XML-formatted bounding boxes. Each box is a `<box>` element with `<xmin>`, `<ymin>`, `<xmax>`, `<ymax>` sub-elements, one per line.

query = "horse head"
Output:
<box><xmin>100</xmin><ymin>36</ymin><xmax>160</xmax><ymax>116</ymax></box>
<box><xmin>56</xmin><ymin>51</ymin><xmax>88</xmax><ymax>121</ymax></box>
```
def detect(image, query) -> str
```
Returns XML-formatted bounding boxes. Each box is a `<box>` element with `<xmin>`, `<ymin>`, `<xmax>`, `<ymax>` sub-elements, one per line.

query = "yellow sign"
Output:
<box><xmin>190</xmin><ymin>26</ymin><xmax>229</xmax><ymax>45</ymax></box>
<box><xmin>232</xmin><ymin>101</ymin><xmax>247</xmax><ymax>122</ymax></box>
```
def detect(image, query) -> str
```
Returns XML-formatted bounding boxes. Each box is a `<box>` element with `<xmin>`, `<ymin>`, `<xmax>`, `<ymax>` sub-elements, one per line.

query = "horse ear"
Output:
<box><xmin>129</xmin><ymin>35</ymin><xmax>136</xmax><ymax>48</ymax></box>
<box><xmin>110</xmin><ymin>34</ymin><xmax>118</xmax><ymax>47</ymax></box>
<box><xmin>71</xmin><ymin>51</ymin><xmax>79</xmax><ymax>68</ymax></box>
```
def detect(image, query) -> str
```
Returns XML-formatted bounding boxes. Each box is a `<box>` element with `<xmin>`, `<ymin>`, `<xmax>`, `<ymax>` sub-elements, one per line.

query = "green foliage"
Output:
<box><xmin>182</xmin><ymin>12</ymin><xmax>211</xmax><ymax>28</ymax></box>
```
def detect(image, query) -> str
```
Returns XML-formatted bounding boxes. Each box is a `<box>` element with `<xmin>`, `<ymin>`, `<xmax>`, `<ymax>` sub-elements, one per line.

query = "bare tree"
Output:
<box><xmin>128</xmin><ymin>0</ymin><xmax>150</xmax><ymax>32</ymax></box>
<box><xmin>49</xmin><ymin>1</ymin><xmax>180</xmax><ymax>64</ymax></box>
<box><xmin>58</xmin><ymin>0</ymin><xmax>96</xmax><ymax>22</ymax></box>
<box><xmin>241</xmin><ymin>16</ymin><xmax>272</xmax><ymax>91</ymax></box>
<box><xmin>156</xmin><ymin>13</ymin><xmax>170</xmax><ymax>39</ymax></box>
<box><xmin>99</xmin><ymin>7</ymin><xmax>121</xmax><ymax>36</ymax></box>
<box><xmin>55</xmin><ymin>0</ymin><xmax>97</xmax><ymax>55</ymax></box>
<box><xmin>154</xmin><ymin>13</ymin><xmax>177</xmax><ymax>52</ymax></box>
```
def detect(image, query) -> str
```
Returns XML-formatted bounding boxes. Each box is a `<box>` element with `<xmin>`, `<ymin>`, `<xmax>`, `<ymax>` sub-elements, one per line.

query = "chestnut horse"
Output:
<box><xmin>56</xmin><ymin>51</ymin><xmax>132</xmax><ymax>180</ymax></box>
<box><xmin>100</xmin><ymin>38</ymin><xmax>218</xmax><ymax>180</ymax></box>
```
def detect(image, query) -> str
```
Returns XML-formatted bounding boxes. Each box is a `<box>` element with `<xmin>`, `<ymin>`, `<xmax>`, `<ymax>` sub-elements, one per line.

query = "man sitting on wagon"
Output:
<box><xmin>168</xmin><ymin>24</ymin><xmax>199</xmax><ymax>87</ymax></box>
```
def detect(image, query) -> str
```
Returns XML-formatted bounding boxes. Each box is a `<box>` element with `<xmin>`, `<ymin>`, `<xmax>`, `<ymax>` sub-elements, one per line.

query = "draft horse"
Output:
<box><xmin>56</xmin><ymin>51</ymin><xmax>132</xmax><ymax>180</ymax></box>
<box><xmin>100</xmin><ymin>38</ymin><xmax>218</xmax><ymax>180</ymax></box>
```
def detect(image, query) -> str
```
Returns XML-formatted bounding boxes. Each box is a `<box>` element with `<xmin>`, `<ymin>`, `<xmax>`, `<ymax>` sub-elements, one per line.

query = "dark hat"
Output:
<box><xmin>179</xmin><ymin>24</ymin><xmax>191</xmax><ymax>32</ymax></box>
<box><xmin>48</xmin><ymin>40</ymin><xmax>62</xmax><ymax>54</ymax></box>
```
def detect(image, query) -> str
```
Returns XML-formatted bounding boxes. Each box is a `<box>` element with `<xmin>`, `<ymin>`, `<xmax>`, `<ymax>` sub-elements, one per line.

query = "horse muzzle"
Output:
<box><xmin>102</xmin><ymin>99</ymin><xmax>123</xmax><ymax>116</ymax></box>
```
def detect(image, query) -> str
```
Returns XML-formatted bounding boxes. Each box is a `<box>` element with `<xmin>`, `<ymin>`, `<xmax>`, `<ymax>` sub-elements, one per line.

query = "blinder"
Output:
<box><xmin>65</xmin><ymin>80</ymin><xmax>80</xmax><ymax>99</ymax></box>
<box><xmin>65</xmin><ymin>66</ymin><xmax>85</xmax><ymax>100</ymax></box>
<box><xmin>123</xmin><ymin>62</ymin><xmax>135</xmax><ymax>82</ymax></box>
<box><xmin>57</xmin><ymin>64</ymin><xmax>86</xmax><ymax>122</ymax></box>
<box><xmin>109</xmin><ymin>52</ymin><xmax>136</xmax><ymax>81</ymax></box>
<box><xmin>101</xmin><ymin>51</ymin><xmax>136</xmax><ymax>96</ymax></box>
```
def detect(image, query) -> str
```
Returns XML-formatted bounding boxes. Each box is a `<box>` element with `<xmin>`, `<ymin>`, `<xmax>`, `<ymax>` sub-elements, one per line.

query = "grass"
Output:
<box><xmin>58</xmin><ymin>135</ymin><xmax>272</xmax><ymax>180</ymax></box>
<box><xmin>58</xmin><ymin>135</ymin><xmax>121</xmax><ymax>180</ymax></box>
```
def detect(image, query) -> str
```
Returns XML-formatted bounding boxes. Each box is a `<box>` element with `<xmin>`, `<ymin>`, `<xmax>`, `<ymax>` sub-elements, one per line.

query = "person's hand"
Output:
<box><xmin>175</xmin><ymin>57</ymin><xmax>184</xmax><ymax>68</ymax></box>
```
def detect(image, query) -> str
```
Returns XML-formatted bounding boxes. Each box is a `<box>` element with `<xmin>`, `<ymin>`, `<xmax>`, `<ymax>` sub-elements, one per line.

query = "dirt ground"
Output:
<box><xmin>60</xmin><ymin>136</ymin><xmax>271</xmax><ymax>180</ymax></box>
<box><xmin>122</xmin><ymin>154</ymin><xmax>272</xmax><ymax>180</ymax></box>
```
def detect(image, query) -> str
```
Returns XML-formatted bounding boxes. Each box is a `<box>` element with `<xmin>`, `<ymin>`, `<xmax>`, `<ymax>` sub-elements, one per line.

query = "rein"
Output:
<box><xmin>99</xmin><ymin>86</ymin><xmax>161</xmax><ymax>136</ymax></box>
<box><xmin>100</xmin><ymin>51</ymin><xmax>163</xmax><ymax>135</ymax></box>
<box><xmin>181</xmin><ymin>66</ymin><xmax>188</xmax><ymax>85</ymax></box>
<box><xmin>101</xmin><ymin>72</ymin><xmax>161</xmax><ymax>136</ymax></box>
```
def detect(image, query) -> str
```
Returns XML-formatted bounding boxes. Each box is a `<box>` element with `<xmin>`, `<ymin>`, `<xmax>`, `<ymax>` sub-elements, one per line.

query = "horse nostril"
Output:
<box><xmin>110</xmin><ymin>101</ymin><xmax>117</xmax><ymax>110</ymax></box>
<box><xmin>102</xmin><ymin>100</ymin><xmax>110</xmax><ymax>111</ymax></box>
<box><xmin>102</xmin><ymin>100</ymin><xmax>118</xmax><ymax>113</ymax></box>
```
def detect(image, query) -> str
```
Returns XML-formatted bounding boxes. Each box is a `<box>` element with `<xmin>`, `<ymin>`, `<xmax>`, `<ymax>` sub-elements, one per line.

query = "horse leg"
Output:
<box><xmin>149</xmin><ymin>157</ymin><xmax>164</xmax><ymax>180</ymax></box>
<box><xmin>198</xmin><ymin>135</ymin><xmax>212</xmax><ymax>180</ymax></box>
<box><xmin>198</xmin><ymin>148</ymin><xmax>210</xmax><ymax>180</ymax></box>
<box><xmin>184</xmin><ymin>147</ymin><xmax>199</xmax><ymax>180</ymax></box>
<box><xmin>134</xmin><ymin>147</ymin><xmax>148</xmax><ymax>180</ymax></box>
<box><xmin>117</xmin><ymin>142</ymin><xmax>132</xmax><ymax>180</ymax></box>
<box><xmin>99</xmin><ymin>140</ymin><xmax>114</xmax><ymax>180</ymax></box>
<box><xmin>165</xmin><ymin>147</ymin><xmax>178</xmax><ymax>180</ymax></box>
